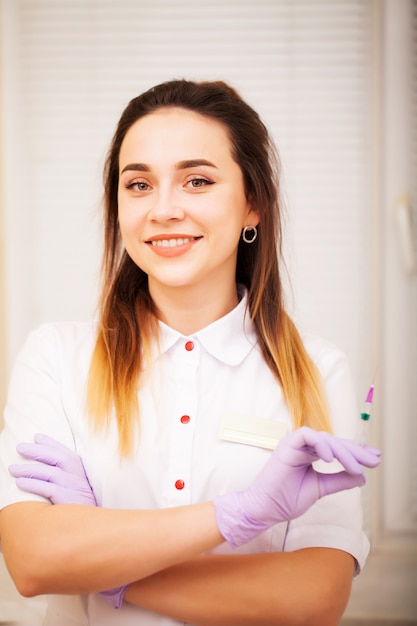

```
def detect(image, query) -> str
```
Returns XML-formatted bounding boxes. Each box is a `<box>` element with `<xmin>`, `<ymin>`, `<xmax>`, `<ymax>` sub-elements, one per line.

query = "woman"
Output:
<box><xmin>0</xmin><ymin>80</ymin><xmax>380</xmax><ymax>625</ymax></box>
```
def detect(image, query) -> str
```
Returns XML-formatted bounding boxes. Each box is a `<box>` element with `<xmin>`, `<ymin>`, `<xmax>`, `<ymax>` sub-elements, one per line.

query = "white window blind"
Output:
<box><xmin>1</xmin><ymin>0</ymin><xmax>375</xmax><ymax>399</ymax></box>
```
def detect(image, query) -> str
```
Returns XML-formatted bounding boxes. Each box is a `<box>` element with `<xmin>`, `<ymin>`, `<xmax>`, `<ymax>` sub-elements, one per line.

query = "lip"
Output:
<box><xmin>145</xmin><ymin>234</ymin><xmax>202</xmax><ymax>257</ymax></box>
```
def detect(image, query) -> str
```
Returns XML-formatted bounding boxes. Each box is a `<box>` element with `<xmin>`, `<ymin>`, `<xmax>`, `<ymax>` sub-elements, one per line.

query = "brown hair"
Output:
<box><xmin>87</xmin><ymin>79</ymin><xmax>331</xmax><ymax>455</ymax></box>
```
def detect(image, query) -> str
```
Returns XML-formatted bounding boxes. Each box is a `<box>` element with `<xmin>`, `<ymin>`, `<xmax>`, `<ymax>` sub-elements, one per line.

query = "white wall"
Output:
<box><xmin>378</xmin><ymin>0</ymin><xmax>417</xmax><ymax>544</ymax></box>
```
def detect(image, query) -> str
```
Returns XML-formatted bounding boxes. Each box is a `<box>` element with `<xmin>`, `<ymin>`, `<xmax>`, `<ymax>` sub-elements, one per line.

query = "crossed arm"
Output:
<box><xmin>1</xmin><ymin>427</ymin><xmax>379</xmax><ymax>624</ymax></box>
<box><xmin>0</xmin><ymin>500</ymin><xmax>354</xmax><ymax>626</ymax></box>
<box><xmin>123</xmin><ymin>549</ymin><xmax>355</xmax><ymax>626</ymax></box>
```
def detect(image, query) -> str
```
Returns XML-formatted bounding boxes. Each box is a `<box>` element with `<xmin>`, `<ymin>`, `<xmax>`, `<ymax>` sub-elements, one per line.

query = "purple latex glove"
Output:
<box><xmin>9</xmin><ymin>434</ymin><xmax>96</xmax><ymax>506</ymax></box>
<box><xmin>9</xmin><ymin>433</ymin><xmax>127</xmax><ymax>609</ymax></box>
<box><xmin>214</xmin><ymin>426</ymin><xmax>381</xmax><ymax>548</ymax></box>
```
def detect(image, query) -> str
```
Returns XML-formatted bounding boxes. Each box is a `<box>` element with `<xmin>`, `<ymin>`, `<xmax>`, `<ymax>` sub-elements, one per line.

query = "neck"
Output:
<box><xmin>149</xmin><ymin>280</ymin><xmax>240</xmax><ymax>335</ymax></box>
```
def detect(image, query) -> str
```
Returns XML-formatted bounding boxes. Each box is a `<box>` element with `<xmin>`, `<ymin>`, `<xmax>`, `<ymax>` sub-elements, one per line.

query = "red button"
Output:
<box><xmin>175</xmin><ymin>479</ymin><xmax>185</xmax><ymax>490</ymax></box>
<box><xmin>185</xmin><ymin>341</ymin><xmax>194</xmax><ymax>351</ymax></box>
<box><xmin>180</xmin><ymin>415</ymin><xmax>190</xmax><ymax>424</ymax></box>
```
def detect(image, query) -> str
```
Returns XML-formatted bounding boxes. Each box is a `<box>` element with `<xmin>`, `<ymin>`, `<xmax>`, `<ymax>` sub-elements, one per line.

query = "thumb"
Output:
<box><xmin>317</xmin><ymin>471</ymin><xmax>366</xmax><ymax>498</ymax></box>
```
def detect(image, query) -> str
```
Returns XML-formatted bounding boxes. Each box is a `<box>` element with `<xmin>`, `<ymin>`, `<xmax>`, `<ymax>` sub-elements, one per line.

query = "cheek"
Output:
<box><xmin>118</xmin><ymin>203</ymin><xmax>142</xmax><ymax>237</ymax></box>
<box><xmin>117</xmin><ymin>217</ymin><xmax>130</xmax><ymax>243</ymax></box>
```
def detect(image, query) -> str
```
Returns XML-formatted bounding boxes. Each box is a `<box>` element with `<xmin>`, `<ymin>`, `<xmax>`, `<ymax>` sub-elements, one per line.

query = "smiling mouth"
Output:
<box><xmin>148</xmin><ymin>236</ymin><xmax>201</xmax><ymax>248</ymax></box>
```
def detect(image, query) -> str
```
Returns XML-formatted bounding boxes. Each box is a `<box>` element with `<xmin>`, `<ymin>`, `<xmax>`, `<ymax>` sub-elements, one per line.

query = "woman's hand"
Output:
<box><xmin>9</xmin><ymin>434</ymin><xmax>96</xmax><ymax>506</ymax></box>
<box><xmin>9</xmin><ymin>434</ymin><xmax>127</xmax><ymax>609</ymax></box>
<box><xmin>214</xmin><ymin>426</ymin><xmax>381</xmax><ymax>548</ymax></box>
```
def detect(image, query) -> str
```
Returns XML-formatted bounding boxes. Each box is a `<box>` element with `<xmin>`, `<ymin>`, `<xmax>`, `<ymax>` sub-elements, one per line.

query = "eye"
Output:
<box><xmin>186</xmin><ymin>177</ymin><xmax>214</xmax><ymax>189</ymax></box>
<box><xmin>126</xmin><ymin>181</ymin><xmax>151</xmax><ymax>192</ymax></box>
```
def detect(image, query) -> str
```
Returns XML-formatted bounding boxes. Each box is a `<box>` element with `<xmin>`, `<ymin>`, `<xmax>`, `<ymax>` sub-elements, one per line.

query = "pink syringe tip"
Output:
<box><xmin>365</xmin><ymin>385</ymin><xmax>374</xmax><ymax>404</ymax></box>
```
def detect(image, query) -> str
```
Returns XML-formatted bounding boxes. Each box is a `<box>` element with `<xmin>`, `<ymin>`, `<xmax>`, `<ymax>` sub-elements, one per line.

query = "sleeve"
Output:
<box><xmin>282</xmin><ymin>337</ymin><xmax>370</xmax><ymax>573</ymax></box>
<box><xmin>0</xmin><ymin>324</ymin><xmax>76</xmax><ymax>510</ymax></box>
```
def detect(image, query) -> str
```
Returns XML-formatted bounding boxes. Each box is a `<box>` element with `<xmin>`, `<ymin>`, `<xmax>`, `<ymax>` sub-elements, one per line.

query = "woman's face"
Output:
<box><xmin>117</xmin><ymin>107</ymin><xmax>259</xmax><ymax>301</ymax></box>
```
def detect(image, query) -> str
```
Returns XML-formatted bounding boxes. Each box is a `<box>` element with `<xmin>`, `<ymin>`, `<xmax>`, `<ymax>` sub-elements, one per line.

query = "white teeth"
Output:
<box><xmin>151</xmin><ymin>237</ymin><xmax>195</xmax><ymax>248</ymax></box>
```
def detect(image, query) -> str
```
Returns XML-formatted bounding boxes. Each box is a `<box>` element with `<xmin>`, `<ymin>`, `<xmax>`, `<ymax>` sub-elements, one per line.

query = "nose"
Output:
<box><xmin>148</xmin><ymin>185</ymin><xmax>185</xmax><ymax>223</ymax></box>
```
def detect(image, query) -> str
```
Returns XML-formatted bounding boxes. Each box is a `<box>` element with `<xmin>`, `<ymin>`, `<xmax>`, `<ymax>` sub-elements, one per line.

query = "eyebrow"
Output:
<box><xmin>177</xmin><ymin>159</ymin><xmax>217</xmax><ymax>170</ymax></box>
<box><xmin>120</xmin><ymin>159</ymin><xmax>217</xmax><ymax>174</ymax></box>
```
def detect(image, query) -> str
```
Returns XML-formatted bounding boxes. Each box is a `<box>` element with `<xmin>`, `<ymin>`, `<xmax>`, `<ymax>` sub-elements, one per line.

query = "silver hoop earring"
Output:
<box><xmin>242</xmin><ymin>225</ymin><xmax>258</xmax><ymax>244</ymax></box>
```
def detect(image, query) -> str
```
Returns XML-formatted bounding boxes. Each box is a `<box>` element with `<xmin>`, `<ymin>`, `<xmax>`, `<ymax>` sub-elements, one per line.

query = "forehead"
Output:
<box><xmin>119</xmin><ymin>107</ymin><xmax>235</xmax><ymax>164</ymax></box>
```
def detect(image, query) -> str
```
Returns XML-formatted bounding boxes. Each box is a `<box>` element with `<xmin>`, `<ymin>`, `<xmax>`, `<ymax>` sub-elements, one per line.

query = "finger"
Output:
<box><xmin>16</xmin><ymin>476</ymin><xmax>95</xmax><ymax>506</ymax></box>
<box><xmin>16</xmin><ymin>441</ymin><xmax>64</xmax><ymax>466</ymax></box>
<box><xmin>327</xmin><ymin>437</ymin><xmax>382</xmax><ymax>470</ymax></box>
<box><xmin>289</xmin><ymin>427</ymin><xmax>335</xmax><ymax>463</ymax></box>
<box><xmin>10</xmin><ymin>461</ymin><xmax>64</xmax><ymax>482</ymax></box>
<box><xmin>313</xmin><ymin>433</ymin><xmax>380</xmax><ymax>474</ymax></box>
<box><xmin>283</xmin><ymin>428</ymin><xmax>382</xmax><ymax>473</ymax></box>
<box><xmin>9</xmin><ymin>462</ymin><xmax>86</xmax><ymax>490</ymax></box>
<box><xmin>16</xmin><ymin>441</ymin><xmax>81</xmax><ymax>474</ymax></box>
<box><xmin>9</xmin><ymin>462</ymin><xmax>48</xmax><ymax>479</ymax></box>
<box><xmin>9</xmin><ymin>463</ymin><xmax>56</xmax><ymax>481</ymax></box>
<box><xmin>321</xmin><ymin>437</ymin><xmax>365</xmax><ymax>474</ymax></box>
<box><xmin>15</xmin><ymin>476</ymin><xmax>60</xmax><ymax>502</ymax></box>
<box><xmin>317</xmin><ymin>470</ymin><xmax>366</xmax><ymax>497</ymax></box>
<box><xmin>362</xmin><ymin>444</ymin><xmax>382</xmax><ymax>457</ymax></box>
<box><xmin>324</xmin><ymin>436</ymin><xmax>382</xmax><ymax>459</ymax></box>
<box><xmin>342</xmin><ymin>439</ymin><xmax>382</xmax><ymax>466</ymax></box>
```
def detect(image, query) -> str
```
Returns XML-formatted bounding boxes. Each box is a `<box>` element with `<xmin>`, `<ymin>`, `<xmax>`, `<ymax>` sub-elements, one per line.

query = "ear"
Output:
<box><xmin>245</xmin><ymin>196</ymin><xmax>260</xmax><ymax>227</ymax></box>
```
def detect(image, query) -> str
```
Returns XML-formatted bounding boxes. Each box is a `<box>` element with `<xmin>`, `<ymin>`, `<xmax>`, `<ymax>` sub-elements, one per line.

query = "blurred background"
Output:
<box><xmin>0</xmin><ymin>0</ymin><xmax>416</xmax><ymax>624</ymax></box>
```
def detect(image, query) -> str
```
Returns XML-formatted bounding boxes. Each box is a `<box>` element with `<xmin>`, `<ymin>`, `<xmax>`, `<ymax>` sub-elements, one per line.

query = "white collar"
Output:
<box><xmin>154</xmin><ymin>288</ymin><xmax>257</xmax><ymax>367</ymax></box>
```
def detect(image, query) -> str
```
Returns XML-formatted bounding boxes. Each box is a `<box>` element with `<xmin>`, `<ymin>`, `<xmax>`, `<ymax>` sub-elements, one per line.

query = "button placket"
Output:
<box><xmin>165</xmin><ymin>338</ymin><xmax>199</xmax><ymax>505</ymax></box>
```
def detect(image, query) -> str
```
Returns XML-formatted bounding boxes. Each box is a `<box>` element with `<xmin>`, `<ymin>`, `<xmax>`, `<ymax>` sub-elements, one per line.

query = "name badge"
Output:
<box><xmin>219</xmin><ymin>412</ymin><xmax>288</xmax><ymax>450</ymax></box>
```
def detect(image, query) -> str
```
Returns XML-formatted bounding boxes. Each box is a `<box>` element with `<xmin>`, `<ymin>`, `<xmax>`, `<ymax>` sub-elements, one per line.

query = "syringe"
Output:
<box><xmin>356</xmin><ymin>385</ymin><xmax>374</xmax><ymax>445</ymax></box>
